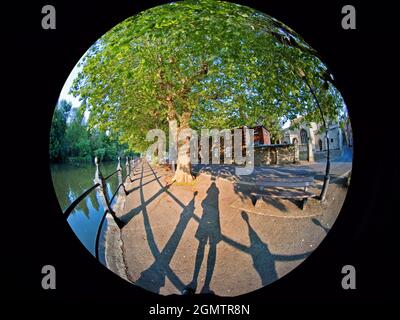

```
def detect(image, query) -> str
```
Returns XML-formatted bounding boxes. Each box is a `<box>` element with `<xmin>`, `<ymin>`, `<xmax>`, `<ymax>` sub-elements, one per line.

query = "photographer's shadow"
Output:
<box><xmin>183</xmin><ymin>178</ymin><xmax>221</xmax><ymax>294</ymax></box>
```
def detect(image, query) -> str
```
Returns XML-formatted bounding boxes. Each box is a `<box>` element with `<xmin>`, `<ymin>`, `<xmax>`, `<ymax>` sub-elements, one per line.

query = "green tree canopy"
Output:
<box><xmin>49</xmin><ymin>100</ymin><xmax>71</xmax><ymax>161</ymax></box>
<box><xmin>71</xmin><ymin>0</ymin><xmax>345</xmax><ymax>180</ymax></box>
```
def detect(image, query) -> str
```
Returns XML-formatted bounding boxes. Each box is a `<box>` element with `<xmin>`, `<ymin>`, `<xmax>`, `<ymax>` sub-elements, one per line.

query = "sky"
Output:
<box><xmin>59</xmin><ymin>65</ymin><xmax>81</xmax><ymax>109</ymax></box>
<box><xmin>58</xmin><ymin>61</ymin><xmax>82</xmax><ymax>109</ymax></box>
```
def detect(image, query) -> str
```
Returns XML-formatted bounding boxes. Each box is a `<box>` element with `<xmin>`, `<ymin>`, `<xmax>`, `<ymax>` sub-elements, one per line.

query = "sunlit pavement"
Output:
<box><xmin>109</xmin><ymin>158</ymin><xmax>350</xmax><ymax>296</ymax></box>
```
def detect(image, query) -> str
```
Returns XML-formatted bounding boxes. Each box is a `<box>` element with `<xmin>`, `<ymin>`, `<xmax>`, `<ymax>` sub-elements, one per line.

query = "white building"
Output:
<box><xmin>282</xmin><ymin>118</ymin><xmax>344</xmax><ymax>161</ymax></box>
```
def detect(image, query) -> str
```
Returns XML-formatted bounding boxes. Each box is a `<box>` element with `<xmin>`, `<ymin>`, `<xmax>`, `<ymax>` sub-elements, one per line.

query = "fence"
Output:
<box><xmin>63</xmin><ymin>156</ymin><xmax>138</xmax><ymax>259</ymax></box>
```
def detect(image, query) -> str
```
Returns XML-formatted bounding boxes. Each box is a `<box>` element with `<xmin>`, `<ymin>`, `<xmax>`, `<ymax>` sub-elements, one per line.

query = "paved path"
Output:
<box><xmin>193</xmin><ymin>152</ymin><xmax>352</xmax><ymax>185</ymax></box>
<box><xmin>110</xmin><ymin>159</ymin><xmax>349</xmax><ymax>296</ymax></box>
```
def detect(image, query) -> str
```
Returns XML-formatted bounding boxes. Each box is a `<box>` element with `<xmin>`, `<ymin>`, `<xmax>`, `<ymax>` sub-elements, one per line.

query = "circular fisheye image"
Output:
<box><xmin>50</xmin><ymin>0</ymin><xmax>353</xmax><ymax>296</ymax></box>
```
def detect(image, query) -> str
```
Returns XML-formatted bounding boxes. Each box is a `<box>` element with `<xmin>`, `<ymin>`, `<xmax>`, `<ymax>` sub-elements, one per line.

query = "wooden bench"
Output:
<box><xmin>250</xmin><ymin>176</ymin><xmax>316</xmax><ymax>210</ymax></box>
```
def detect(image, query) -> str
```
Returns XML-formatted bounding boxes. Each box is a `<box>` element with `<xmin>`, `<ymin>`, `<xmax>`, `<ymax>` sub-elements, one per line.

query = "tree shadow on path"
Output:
<box><xmin>223</xmin><ymin>211</ymin><xmax>313</xmax><ymax>287</ymax></box>
<box><xmin>134</xmin><ymin>191</ymin><xmax>198</xmax><ymax>294</ymax></box>
<box><xmin>125</xmin><ymin>161</ymin><xmax>313</xmax><ymax>294</ymax></box>
<box><xmin>120</xmin><ymin>162</ymin><xmax>171</xmax><ymax>225</ymax></box>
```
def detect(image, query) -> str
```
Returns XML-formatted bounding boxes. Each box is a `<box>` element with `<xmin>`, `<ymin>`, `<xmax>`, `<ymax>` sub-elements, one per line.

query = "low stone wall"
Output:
<box><xmin>314</xmin><ymin>149</ymin><xmax>343</xmax><ymax>162</ymax></box>
<box><xmin>254</xmin><ymin>144</ymin><xmax>297</xmax><ymax>166</ymax></box>
<box><xmin>105</xmin><ymin>179</ymin><xmax>130</xmax><ymax>283</ymax></box>
<box><xmin>253</xmin><ymin>145</ymin><xmax>344</xmax><ymax>165</ymax></box>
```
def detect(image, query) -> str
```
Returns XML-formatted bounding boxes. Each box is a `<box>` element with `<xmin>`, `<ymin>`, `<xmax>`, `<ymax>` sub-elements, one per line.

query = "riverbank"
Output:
<box><xmin>104</xmin><ymin>182</ymin><xmax>131</xmax><ymax>282</ymax></box>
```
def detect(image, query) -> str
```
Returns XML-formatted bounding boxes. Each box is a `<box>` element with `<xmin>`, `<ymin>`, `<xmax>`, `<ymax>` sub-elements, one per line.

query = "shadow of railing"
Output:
<box><xmin>63</xmin><ymin>156</ymin><xmax>140</xmax><ymax>260</ymax></box>
<box><xmin>128</xmin><ymin>161</ymin><xmax>314</xmax><ymax>295</ymax></box>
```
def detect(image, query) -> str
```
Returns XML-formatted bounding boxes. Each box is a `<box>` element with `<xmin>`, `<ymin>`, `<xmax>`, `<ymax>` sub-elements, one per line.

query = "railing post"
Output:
<box><xmin>118</xmin><ymin>157</ymin><xmax>128</xmax><ymax>196</ymax></box>
<box><xmin>117</xmin><ymin>156</ymin><xmax>122</xmax><ymax>171</ymax></box>
<box><xmin>126</xmin><ymin>156</ymin><xmax>130</xmax><ymax>178</ymax></box>
<box><xmin>130</xmin><ymin>158</ymin><xmax>135</xmax><ymax>172</ymax></box>
<box><xmin>94</xmin><ymin>156</ymin><xmax>102</xmax><ymax>185</ymax></box>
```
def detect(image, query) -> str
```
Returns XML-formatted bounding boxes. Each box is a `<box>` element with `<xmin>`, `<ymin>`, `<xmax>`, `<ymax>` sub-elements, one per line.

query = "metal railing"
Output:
<box><xmin>63</xmin><ymin>156</ymin><xmax>139</xmax><ymax>259</ymax></box>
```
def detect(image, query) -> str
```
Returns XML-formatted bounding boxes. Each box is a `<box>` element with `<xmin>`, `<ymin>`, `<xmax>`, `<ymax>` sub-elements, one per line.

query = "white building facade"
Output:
<box><xmin>283</xmin><ymin>120</ymin><xmax>344</xmax><ymax>161</ymax></box>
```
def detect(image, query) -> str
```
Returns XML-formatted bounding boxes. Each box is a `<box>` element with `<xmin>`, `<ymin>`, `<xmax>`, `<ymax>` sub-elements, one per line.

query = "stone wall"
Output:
<box><xmin>298</xmin><ymin>144</ymin><xmax>308</xmax><ymax>161</ymax></box>
<box><xmin>253</xmin><ymin>144</ymin><xmax>343</xmax><ymax>165</ymax></box>
<box><xmin>254</xmin><ymin>144</ymin><xmax>297</xmax><ymax>166</ymax></box>
<box><xmin>314</xmin><ymin>149</ymin><xmax>343</xmax><ymax>162</ymax></box>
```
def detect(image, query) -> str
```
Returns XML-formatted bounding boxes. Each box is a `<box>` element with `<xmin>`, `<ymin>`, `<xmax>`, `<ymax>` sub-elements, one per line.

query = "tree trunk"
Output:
<box><xmin>173</xmin><ymin>135</ymin><xmax>194</xmax><ymax>183</ymax></box>
<box><xmin>170</xmin><ymin>114</ymin><xmax>194</xmax><ymax>183</ymax></box>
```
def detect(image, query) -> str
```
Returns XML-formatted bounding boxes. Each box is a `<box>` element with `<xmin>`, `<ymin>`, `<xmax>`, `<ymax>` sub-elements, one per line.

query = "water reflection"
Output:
<box><xmin>50</xmin><ymin>162</ymin><xmax>121</xmax><ymax>257</ymax></box>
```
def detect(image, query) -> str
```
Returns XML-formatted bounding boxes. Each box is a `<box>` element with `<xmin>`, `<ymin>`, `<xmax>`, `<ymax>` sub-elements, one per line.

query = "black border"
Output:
<box><xmin>5</xmin><ymin>0</ymin><xmax>397</xmax><ymax>312</ymax></box>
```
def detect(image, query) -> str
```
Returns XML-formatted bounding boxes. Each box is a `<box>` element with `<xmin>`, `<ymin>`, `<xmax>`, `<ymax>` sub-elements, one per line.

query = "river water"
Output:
<box><xmin>50</xmin><ymin>161</ymin><xmax>125</xmax><ymax>260</ymax></box>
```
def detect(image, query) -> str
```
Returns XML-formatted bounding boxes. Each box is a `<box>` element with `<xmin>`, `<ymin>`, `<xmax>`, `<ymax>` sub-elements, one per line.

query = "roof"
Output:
<box><xmin>249</xmin><ymin>125</ymin><xmax>271</xmax><ymax>133</ymax></box>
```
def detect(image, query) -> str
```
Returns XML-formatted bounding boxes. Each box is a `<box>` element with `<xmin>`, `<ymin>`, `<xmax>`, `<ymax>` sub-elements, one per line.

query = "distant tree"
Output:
<box><xmin>49</xmin><ymin>100</ymin><xmax>71</xmax><ymax>162</ymax></box>
<box><xmin>71</xmin><ymin>0</ymin><xmax>344</xmax><ymax>181</ymax></box>
<box><xmin>50</xmin><ymin>99</ymin><xmax>130</xmax><ymax>163</ymax></box>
